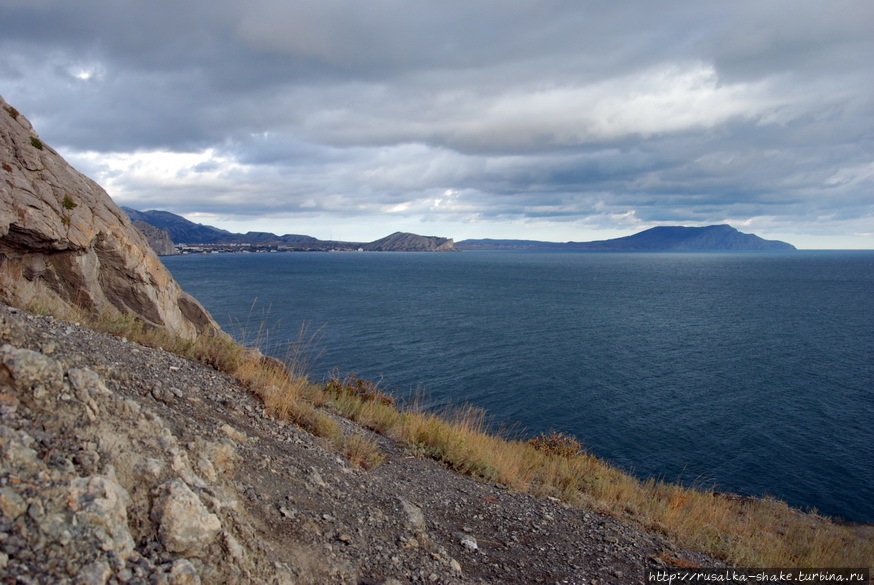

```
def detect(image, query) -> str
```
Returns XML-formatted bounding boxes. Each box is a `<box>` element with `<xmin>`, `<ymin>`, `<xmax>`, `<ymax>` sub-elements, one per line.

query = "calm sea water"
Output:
<box><xmin>163</xmin><ymin>250</ymin><xmax>874</xmax><ymax>522</ymax></box>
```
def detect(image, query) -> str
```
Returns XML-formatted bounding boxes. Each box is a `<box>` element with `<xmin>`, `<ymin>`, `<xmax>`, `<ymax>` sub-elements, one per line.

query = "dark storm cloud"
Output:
<box><xmin>1</xmin><ymin>0</ymin><xmax>872</xmax><ymax>246</ymax></box>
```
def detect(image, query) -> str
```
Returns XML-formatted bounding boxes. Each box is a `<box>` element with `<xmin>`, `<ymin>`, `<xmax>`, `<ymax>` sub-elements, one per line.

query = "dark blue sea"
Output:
<box><xmin>163</xmin><ymin>250</ymin><xmax>874</xmax><ymax>522</ymax></box>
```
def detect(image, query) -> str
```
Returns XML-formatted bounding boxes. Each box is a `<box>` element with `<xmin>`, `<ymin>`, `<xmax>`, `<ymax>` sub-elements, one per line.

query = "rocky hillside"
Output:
<box><xmin>0</xmin><ymin>304</ymin><xmax>715</xmax><ymax>584</ymax></box>
<box><xmin>0</xmin><ymin>97</ymin><xmax>215</xmax><ymax>339</ymax></box>
<box><xmin>362</xmin><ymin>232</ymin><xmax>456</xmax><ymax>252</ymax></box>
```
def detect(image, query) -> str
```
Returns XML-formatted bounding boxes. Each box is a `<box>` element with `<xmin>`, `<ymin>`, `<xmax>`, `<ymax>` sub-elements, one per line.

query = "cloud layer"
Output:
<box><xmin>2</xmin><ymin>0</ymin><xmax>872</xmax><ymax>246</ymax></box>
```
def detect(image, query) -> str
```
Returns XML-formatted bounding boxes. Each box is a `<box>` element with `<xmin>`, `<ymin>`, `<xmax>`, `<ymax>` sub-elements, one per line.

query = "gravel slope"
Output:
<box><xmin>0</xmin><ymin>304</ymin><xmax>717</xmax><ymax>584</ymax></box>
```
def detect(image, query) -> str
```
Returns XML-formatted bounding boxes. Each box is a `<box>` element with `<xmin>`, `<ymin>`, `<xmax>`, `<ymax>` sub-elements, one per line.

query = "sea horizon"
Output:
<box><xmin>164</xmin><ymin>249</ymin><xmax>874</xmax><ymax>522</ymax></box>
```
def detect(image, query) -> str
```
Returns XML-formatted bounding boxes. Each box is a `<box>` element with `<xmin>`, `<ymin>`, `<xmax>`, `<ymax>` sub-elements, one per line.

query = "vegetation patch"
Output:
<box><xmin>528</xmin><ymin>430</ymin><xmax>585</xmax><ymax>458</ymax></box>
<box><xmin>30</xmin><ymin>136</ymin><xmax>44</xmax><ymax>150</ymax></box>
<box><xmin>62</xmin><ymin>194</ymin><xmax>78</xmax><ymax>210</ymax></box>
<box><xmin>4</xmin><ymin>105</ymin><xmax>19</xmax><ymax>119</ymax></box>
<box><xmin>326</xmin><ymin>372</ymin><xmax>395</xmax><ymax>405</ymax></box>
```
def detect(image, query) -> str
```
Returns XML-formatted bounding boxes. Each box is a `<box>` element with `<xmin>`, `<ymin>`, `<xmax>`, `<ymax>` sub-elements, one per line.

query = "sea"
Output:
<box><xmin>163</xmin><ymin>250</ymin><xmax>874</xmax><ymax>523</ymax></box>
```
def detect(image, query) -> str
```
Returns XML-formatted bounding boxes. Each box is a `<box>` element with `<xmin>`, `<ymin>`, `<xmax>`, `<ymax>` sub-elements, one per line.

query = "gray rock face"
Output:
<box><xmin>0</xmin><ymin>95</ymin><xmax>215</xmax><ymax>339</ymax></box>
<box><xmin>133</xmin><ymin>221</ymin><xmax>177</xmax><ymax>256</ymax></box>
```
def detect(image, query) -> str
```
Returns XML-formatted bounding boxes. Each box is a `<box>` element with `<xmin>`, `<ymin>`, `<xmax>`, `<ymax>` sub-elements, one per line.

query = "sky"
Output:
<box><xmin>1</xmin><ymin>1</ymin><xmax>872</xmax><ymax>248</ymax></box>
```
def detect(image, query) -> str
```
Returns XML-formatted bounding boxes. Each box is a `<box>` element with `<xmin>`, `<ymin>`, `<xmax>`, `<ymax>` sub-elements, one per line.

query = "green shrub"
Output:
<box><xmin>30</xmin><ymin>136</ymin><xmax>44</xmax><ymax>150</ymax></box>
<box><xmin>4</xmin><ymin>106</ymin><xmax>19</xmax><ymax>119</ymax></box>
<box><xmin>62</xmin><ymin>194</ymin><xmax>78</xmax><ymax>210</ymax></box>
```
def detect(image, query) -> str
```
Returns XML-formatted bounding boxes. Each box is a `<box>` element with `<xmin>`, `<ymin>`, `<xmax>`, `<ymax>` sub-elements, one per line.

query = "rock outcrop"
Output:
<box><xmin>0</xmin><ymin>96</ymin><xmax>215</xmax><ymax>339</ymax></box>
<box><xmin>132</xmin><ymin>221</ymin><xmax>177</xmax><ymax>256</ymax></box>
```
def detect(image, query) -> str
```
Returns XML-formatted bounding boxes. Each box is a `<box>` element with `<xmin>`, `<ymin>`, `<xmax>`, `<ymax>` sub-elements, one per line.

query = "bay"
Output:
<box><xmin>163</xmin><ymin>250</ymin><xmax>874</xmax><ymax>522</ymax></box>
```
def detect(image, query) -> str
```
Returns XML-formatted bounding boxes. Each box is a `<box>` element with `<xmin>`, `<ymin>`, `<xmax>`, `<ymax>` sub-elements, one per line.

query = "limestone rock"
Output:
<box><xmin>151</xmin><ymin>479</ymin><xmax>222</xmax><ymax>556</ymax></box>
<box><xmin>0</xmin><ymin>95</ymin><xmax>215</xmax><ymax>339</ymax></box>
<box><xmin>0</xmin><ymin>343</ymin><xmax>64</xmax><ymax>399</ymax></box>
<box><xmin>68</xmin><ymin>475</ymin><xmax>135</xmax><ymax>557</ymax></box>
<box><xmin>398</xmin><ymin>497</ymin><xmax>426</xmax><ymax>531</ymax></box>
<box><xmin>0</xmin><ymin>486</ymin><xmax>27</xmax><ymax>519</ymax></box>
<box><xmin>168</xmin><ymin>559</ymin><xmax>202</xmax><ymax>585</ymax></box>
<box><xmin>133</xmin><ymin>220</ymin><xmax>177</xmax><ymax>256</ymax></box>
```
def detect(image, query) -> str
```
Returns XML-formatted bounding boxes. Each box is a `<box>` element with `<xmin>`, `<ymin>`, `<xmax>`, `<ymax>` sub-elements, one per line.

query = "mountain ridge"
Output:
<box><xmin>126</xmin><ymin>208</ymin><xmax>795</xmax><ymax>252</ymax></box>
<box><xmin>457</xmin><ymin>225</ymin><xmax>796</xmax><ymax>251</ymax></box>
<box><xmin>123</xmin><ymin>208</ymin><xmax>456</xmax><ymax>252</ymax></box>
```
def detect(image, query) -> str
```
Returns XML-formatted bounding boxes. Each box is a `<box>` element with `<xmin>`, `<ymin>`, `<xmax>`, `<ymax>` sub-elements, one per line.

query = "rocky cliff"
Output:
<box><xmin>0</xmin><ymin>96</ymin><xmax>215</xmax><ymax>339</ymax></box>
<box><xmin>132</xmin><ymin>221</ymin><xmax>177</xmax><ymax>256</ymax></box>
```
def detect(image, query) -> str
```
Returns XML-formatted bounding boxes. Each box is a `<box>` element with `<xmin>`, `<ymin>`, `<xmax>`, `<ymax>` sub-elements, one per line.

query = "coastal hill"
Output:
<box><xmin>124</xmin><ymin>207</ymin><xmax>455</xmax><ymax>253</ymax></box>
<box><xmin>362</xmin><ymin>231</ymin><xmax>455</xmax><ymax>252</ymax></box>
<box><xmin>458</xmin><ymin>225</ymin><xmax>796</xmax><ymax>251</ymax></box>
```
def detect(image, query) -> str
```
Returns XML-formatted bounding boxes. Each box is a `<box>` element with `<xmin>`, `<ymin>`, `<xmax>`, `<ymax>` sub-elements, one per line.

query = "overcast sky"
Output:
<box><xmin>2</xmin><ymin>1</ymin><xmax>872</xmax><ymax>248</ymax></box>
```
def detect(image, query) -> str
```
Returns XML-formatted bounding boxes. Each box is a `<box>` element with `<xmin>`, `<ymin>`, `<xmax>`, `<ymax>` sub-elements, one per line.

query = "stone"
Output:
<box><xmin>0</xmin><ymin>424</ymin><xmax>40</xmax><ymax>470</ymax></box>
<box><xmin>168</xmin><ymin>559</ymin><xmax>202</xmax><ymax>585</ymax></box>
<box><xmin>69</xmin><ymin>475</ymin><xmax>135</xmax><ymax>557</ymax></box>
<box><xmin>0</xmin><ymin>486</ymin><xmax>27</xmax><ymax>519</ymax></box>
<box><xmin>151</xmin><ymin>480</ymin><xmax>221</xmax><ymax>556</ymax></box>
<box><xmin>0</xmin><ymin>344</ymin><xmax>64</xmax><ymax>399</ymax></box>
<box><xmin>0</xmin><ymin>392</ymin><xmax>18</xmax><ymax>414</ymax></box>
<box><xmin>67</xmin><ymin>367</ymin><xmax>110</xmax><ymax>397</ymax></box>
<box><xmin>76</xmin><ymin>560</ymin><xmax>112</xmax><ymax>585</ymax></box>
<box><xmin>459</xmin><ymin>534</ymin><xmax>478</xmax><ymax>552</ymax></box>
<box><xmin>397</xmin><ymin>497</ymin><xmax>426</xmax><ymax>531</ymax></box>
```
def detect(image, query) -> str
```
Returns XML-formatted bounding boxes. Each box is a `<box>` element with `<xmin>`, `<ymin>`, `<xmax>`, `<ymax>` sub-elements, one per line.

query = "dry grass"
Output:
<box><xmin>322</xmin><ymin>380</ymin><xmax>873</xmax><ymax>568</ymax></box>
<box><xmin>10</xmin><ymin>297</ymin><xmax>871</xmax><ymax>569</ymax></box>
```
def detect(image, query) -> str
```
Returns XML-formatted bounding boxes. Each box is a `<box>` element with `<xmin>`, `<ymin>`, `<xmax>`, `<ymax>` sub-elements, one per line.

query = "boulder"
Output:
<box><xmin>151</xmin><ymin>479</ymin><xmax>222</xmax><ymax>556</ymax></box>
<box><xmin>0</xmin><ymin>95</ymin><xmax>216</xmax><ymax>339</ymax></box>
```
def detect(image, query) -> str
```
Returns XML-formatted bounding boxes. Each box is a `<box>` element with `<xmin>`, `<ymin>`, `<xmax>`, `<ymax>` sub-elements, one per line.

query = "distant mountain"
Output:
<box><xmin>123</xmin><ymin>209</ymin><xmax>456</xmax><ymax>252</ymax></box>
<box><xmin>362</xmin><ymin>232</ymin><xmax>455</xmax><ymax>252</ymax></box>
<box><xmin>123</xmin><ymin>208</ymin><xmax>232</xmax><ymax>244</ymax></box>
<box><xmin>122</xmin><ymin>208</ymin><xmax>319</xmax><ymax>246</ymax></box>
<box><xmin>457</xmin><ymin>225</ymin><xmax>795</xmax><ymax>251</ymax></box>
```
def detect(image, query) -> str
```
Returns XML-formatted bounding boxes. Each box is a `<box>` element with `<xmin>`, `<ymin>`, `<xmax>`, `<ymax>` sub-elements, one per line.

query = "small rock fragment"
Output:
<box><xmin>169</xmin><ymin>558</ymin><xmax>202</xmax><ymax>585</ymax></box>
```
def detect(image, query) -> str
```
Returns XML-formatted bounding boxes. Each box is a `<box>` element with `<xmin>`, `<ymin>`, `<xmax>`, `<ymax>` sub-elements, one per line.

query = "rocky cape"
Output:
<box><xmin>457</xmin><ymin>225</ymin><xmax>796</xmax><ymax>251</ymax></box>
<box><xmin>0</xmin><ymin>96</ymin><xmax>216</xmax><ymax>339</ymax></box>
<box><xmin>123</xmin><ymin>208</ymin><xmax>455</xmax><ymax>253</ymax></box>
